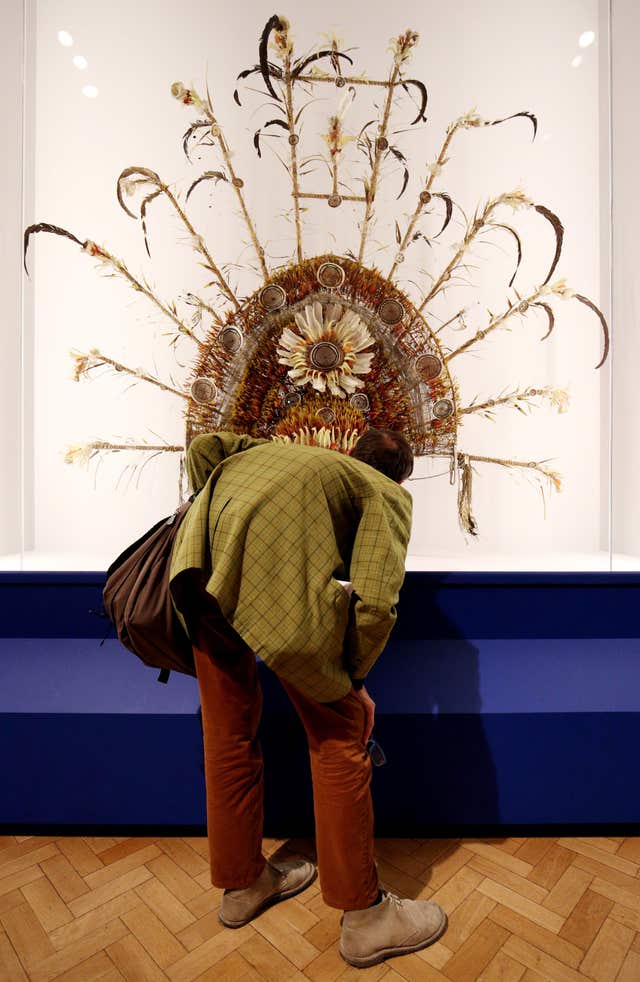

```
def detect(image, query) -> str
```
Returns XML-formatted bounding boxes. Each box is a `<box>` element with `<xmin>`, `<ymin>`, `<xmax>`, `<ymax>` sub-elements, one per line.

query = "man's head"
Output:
<box><xmin>350</xmin><ymin>427</ymin><xmax>414</xmax><ymax>484</ymax></box>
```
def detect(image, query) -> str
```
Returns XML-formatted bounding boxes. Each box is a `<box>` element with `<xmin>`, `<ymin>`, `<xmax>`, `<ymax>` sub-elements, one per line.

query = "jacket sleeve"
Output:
<box><xmin>344</xmin><ymin>486</ymin><xmax>412</xmax><ymax>683</ymax></box>
<box><xmin>186</xmin><ymin>431</ymin><xmax>270</xmax><ymax>492</ymax></box>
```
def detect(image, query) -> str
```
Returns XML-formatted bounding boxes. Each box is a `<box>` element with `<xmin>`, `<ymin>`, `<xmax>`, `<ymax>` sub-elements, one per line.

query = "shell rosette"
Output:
<box><xmin>276</xmin><ymin>299</ymin><xmax>374</xmax><ymax>398</ymax></box>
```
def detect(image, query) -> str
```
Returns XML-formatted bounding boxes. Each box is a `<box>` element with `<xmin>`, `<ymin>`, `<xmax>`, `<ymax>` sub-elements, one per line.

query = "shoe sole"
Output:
<box><xmin>339</xmin><ymin>908</ymin><xmax>448</xmax><ymax>968</ymax></box>
<box><xmin>218</xmin><ymin>866</ymin><xmax>318</xmax><ymax>928</ymax></box>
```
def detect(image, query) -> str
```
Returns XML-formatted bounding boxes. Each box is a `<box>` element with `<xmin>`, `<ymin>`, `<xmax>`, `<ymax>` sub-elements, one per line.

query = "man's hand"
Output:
<box><xmin>352</xmin><ymin>684</ymin><xmax>375</xmax><ymax>744</ymax></box>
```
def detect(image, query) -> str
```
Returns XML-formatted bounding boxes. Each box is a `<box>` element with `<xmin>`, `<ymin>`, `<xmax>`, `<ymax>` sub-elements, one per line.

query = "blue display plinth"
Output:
<box><xmin>1</xmin><ymin>571</ymin><xmax>640</xmax><ymax>834</ymax></box>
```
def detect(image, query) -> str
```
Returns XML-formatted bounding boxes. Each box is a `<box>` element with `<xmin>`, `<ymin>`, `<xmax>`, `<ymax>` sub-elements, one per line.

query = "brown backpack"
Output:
<box><xmin>102</xmin><ymin>494</ymin><xmax>198</xmax><ymax>683</ymax></box>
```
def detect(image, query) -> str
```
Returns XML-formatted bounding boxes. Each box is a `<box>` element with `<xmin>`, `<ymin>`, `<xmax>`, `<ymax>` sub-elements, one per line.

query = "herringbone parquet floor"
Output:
<box><xmin>1</xmin><ymin>834</ymin><xmax>640</xmax><ymax>981</ymax></box>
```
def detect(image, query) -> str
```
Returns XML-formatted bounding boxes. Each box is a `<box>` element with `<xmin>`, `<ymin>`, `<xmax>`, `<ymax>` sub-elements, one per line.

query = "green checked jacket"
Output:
<box><xmin>169</xmin><ymin>431</ymin><xmax>413</xmax><ymax>702</ymax></box>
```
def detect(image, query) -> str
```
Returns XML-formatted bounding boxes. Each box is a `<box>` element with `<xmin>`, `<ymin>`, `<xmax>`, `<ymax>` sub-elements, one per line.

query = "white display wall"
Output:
<box><xmin>3</xmin><ymin>0</ymin><xmax>630</xmax><ymax>571</ymax></box>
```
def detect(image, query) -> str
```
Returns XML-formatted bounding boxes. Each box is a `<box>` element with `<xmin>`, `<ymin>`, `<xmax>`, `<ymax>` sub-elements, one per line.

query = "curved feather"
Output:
<box><xmin>573</xmin><ymin>294</ymin><xmax>610</xmax><ymax>369</ymax></box>
<box><xmin>431</xmin><ymin>192</ymin><xmax>453</xmax><ymax>237</ymax></box>
<box><xmin>387</xmin><ymin>145</ymin><xmax>409</xmax><ymax>199</ymax></box>
<box><xmin>185</xmin><ymin>171</ymin><xmax>228</xmax><ymax>203</ymax></box>
<box><xmin>292</xmin><ymin>48</ymin><xmax>354</xmax><ymax>78</ymax></box>
<box><xmin>532</xmin><ymin>301</ymin><xmax>555</xmax><ymax>340</ymax></box>
<box><xmin>259</xmin><ymin>15</ymin><xmax>285</xmax><ymax>102</ymax></box>
<box><xmin>182</xmin><ymin>120</ymin><xmax>212</xmax><ymax>162</ymax></box>
<box><xmin>399</xmin><ymin>79</ymin><xmax>428</xmax><ymax>124</ymax></box>
<box><xmin>488</xmin><ymin>111</ymin><xmax>537</xmax><ymax>141</ymax></box>
<box><xmin>253</xmin><ymin>118</ymin><xmax>290</xmax><ymax>158</ymax></box>
<box><xmin>23</xmin><ymin>222</ymin><xmax>82</xmax><ymax>274</ymax></box>
<box><xmin>233</xmin><ymin>63</ymin><xmax>283</xmax><ymax>106</ymax></box>
<box><xmin>488</xmin><ymin>223</ymin><xmax>522</xmax><ymax>287</ymax></box>
<box><xmin>534</xmin><ymin>204</ymin><xmax>564</xmax><ymax>285</ymax></box>
<box><xmin>116</xmin><ymin>167</ymin><xmax>161</xmax><ymax>219</ymax></box>
<box><xmin>356</xmin><ymin>119</ymin><xmax>377</xmax><ymax>141</ymax></box>
<box><xmin>140</xmin><ymin>191</ymin><xmax>162</xmax><ymax>258</ymax></box>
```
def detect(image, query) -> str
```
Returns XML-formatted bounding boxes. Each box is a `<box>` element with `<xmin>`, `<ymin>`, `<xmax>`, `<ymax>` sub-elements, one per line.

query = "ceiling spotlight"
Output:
<box><xmin>579</xmin><ymin>31</ymin><xmax>595</xmax><ymax>48</ymax></box>
<box><xmin>57</xmin><ymin>30</ymin><xmax>73</xmax><ymax>46</ymax></box>
<box><xmin>571</xmin><ymin>55</ymin><xmax>583</xmax><ymax>69</ymax></box>
<box><xmin>81</xmin><ymin>85</ymin><xmax>99</xmax><ymax>98</ymax></box>
<box><xmin>73</xmin><ymin>55</ymin><xmax>88</xmax><ymax>70</ymax></box>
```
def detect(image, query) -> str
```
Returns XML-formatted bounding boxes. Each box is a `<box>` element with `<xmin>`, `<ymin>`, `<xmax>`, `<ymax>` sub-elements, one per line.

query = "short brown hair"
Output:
<box><xmin>350</xmin><ymin>427</ymin><xmax>414</xmax><ymax>483</ymax></box>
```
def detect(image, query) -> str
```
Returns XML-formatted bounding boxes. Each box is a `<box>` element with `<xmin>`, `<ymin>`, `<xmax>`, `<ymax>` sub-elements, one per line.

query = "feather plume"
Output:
<box><xmin>431</xmin><ymin>192</ymin><xmax>453</xmax><ymax>237</ymax></box>
<box><xmin>399</xmin><ymin>78</ymin><xmax>428</xmax><ymax>124</ymax></box>
<box><xmin>488</xmin><ymin>111</ymin><xmax>538</xmax><ymax>141</ymax></box>
<box><xmin>534</xmin><ymin>203</ymin><xmax>564</xmax><ymax>285</ymax></box>
<box><xmin>233</xmin><ymin>63</ymin><xmax>283</xmax><ymax>106</ymax></box>
<box><xmin>140</xmin><ymin>191</ymin><xmax>162</xmax><ymax>258</ymax></box>
<box><xmin>292</xmin><ymin>48</ymin><xmax>354</xmax><ymax>77</ymax></box>
<box><xmin>533</xmin><ymin>301</ymin><xmax>555</xmax><ymax>340</ymax></box>
<box><xmin>182</xmin><ymin>120</ymin><xmax>213</xmax><ymax>161</ymax></box>
<box><xmin>487</xmin><ymin>223</ymin><xmax>522</xmax><ymax>287</ymax></box>
<box><xmin>573</xmin><ymin>293</ymin><xmax>610</xmax><ymax>370</ymax></box>
<box><xmin>253</xmin><ymin>118</ymin><xmax>290</xmax><ymax>158</ymax></box>
<box><xmin>259</xmin><ymin>15</ymin><xmax>286</xmax><ymax>101</ymax></box>
<box><xmin>116</xmin><ymin>167</ymin><xmax>162</xmax><ymax>219</ymax></box>
<box><xmin>185</xmin><ymin>171</ymin><xmax>228</xmax><ymax>203</ymax></box>
<box><xmin>23</xmin><ymin>222</ymin><xmax>82</xmax><ymax>274</ymax></box>
<box><xmin>387</xmin><ymin>145</ymin><xmax>409</xmax><ymax>199</ymax></box>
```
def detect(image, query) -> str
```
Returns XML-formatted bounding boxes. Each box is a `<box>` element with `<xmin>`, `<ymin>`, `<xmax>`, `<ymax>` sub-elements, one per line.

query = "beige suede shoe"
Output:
<box><xmin>339</xmin><ymin>888</ymin><xmax>448</xmax><ymax>968</ymax></box>
<box><xmin>218</xmin><ymin>857</ymin><xmax>317</xmax><ymax>928</ymax></box>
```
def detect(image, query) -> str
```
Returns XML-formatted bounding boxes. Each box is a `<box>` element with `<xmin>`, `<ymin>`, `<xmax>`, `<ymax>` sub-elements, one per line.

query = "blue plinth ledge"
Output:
<box><xmin>1</xmin><ymin>571</ymin><xmax>640</xmax><ymax>836</ymax></box>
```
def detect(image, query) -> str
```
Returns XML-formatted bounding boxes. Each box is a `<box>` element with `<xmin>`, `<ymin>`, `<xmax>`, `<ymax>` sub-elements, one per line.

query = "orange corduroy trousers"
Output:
<box><xmin>188</xmin><ymin>592</ymin><xmax>380</xmax><ymax>912</ymax></box>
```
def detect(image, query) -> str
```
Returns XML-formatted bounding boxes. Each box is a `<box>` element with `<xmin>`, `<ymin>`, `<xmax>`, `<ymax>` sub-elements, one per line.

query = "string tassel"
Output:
<box><xmin>457</xmin><ymin>453</ymin><xmax>479</xmax><ymax>536</ymax></box>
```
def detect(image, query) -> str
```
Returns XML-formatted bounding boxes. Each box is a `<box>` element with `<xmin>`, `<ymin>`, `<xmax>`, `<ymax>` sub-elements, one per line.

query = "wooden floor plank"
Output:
<box><xmin>527</xmin><ymin>844</ymin><xmax>574</xmax><ymax>891</ymax></box>
<box><xmin>617</xmin><ymin>948</ymin><xmax>640</xmax><ymax>981</ymax></box>
<box><xmin>421</xmin><ymin>847</ymin><xmax>475</xmax><ymax>892</ymax></box>
<box><xmin>147</xmin><ymin>854</ymin><xmax>204</xmax><ymax>905</ymax></box>
<box><xmin>488</xmin><ymin>903</ymin><xmax>584</xmax><ymax>969</ymax></box>
<box><xmin>559</xmin><ymin>839</ymin><xmax>638</xmax><ymax>876</ymax></box>
<box><xmin>28</xmin><ymin>917</ymin><xmax>130</xmax><ymax>982</ymax></box>
<box><xmin>0</xmin><ymin>843</ymin><xmax>59</xmax><ymax>881</ymax></box>
<box><xmin>40</xmin><ymin>852</ymin><xmax>91</xmax><ymax>903</ymax></box>
<box><xmin>440</xmin><ymin>890</ymin><xmax>497</xmax><ymax>952</ymax></box>
<box><xmin>53</xmin><ymin>949</ymin><xmax>124</xmax><ymax>981</ymax></box>
<box><xmin>458</xmin><ymin>843</ymin><xmax>533</xmax><ymax>879</ymax></box>
<box><xmin>67</xmin><ymin>866</ymin><xmax>154</xmax><ymax>918</ymax></box>
<box><xmin>428</xmin><ymin>866</ymin><xmax>485</xmax><ymax>915</ymax></box>
<box><xmin>501</xmin><ymin>935</ymin><xmax>587</xmax><ymax>981</ymax></box>
<box><xmin>466</xmin><ymin>855</ymin><xmax>548</xmax><ymax>905</ymax></box>
<box><xmin>477</xmin><ymin>949</ymin><xmax>527</xmax><ymax>981</ymax></box>
<box><xmin>158</xmin><ymin>838</ymin><xmax>211</xmax><ymax>878</ymax></box>
<box><xmin>578</xmin><ymin>916</ymin><xmax>634</xmax><ymax>982</ymax></box>
<box><xmin>435</xmin><ymin>919</ymin><xmax>509</xmax><ymax>981</ymax></box>
<box><xmin>106</xmin><ymin>933</ymin><xmax>168</xmax><ymax>981</ymax></box>
<box><xmin>49</xmin><ymin>890</ymin><xmax>142</xmax><ymax>950</ymax></box>
<box><xmin>83</xmin><ymin>844</ymin><xmax>162</xmax><ymax>890</ymax></box>
<box><xmin>56</xmin><ymin>838</ymin><xmax>105</xmax><ymax>877</ymax></box>
<box><xmin>0</xmin><ymin>864</ymin><xmax>44</xmax><ymax>898</ymax></box>
<box><xmin>0</xmin><ymin>900</ymin><xmax>57</xmax><ymax>968</ymax></box>
<box><xmin>238</xmin><ymin>931</ymin><xmax>307</xmax><ymax>980</ymax></box>
<box><xmin>513</xmin><ymin>838</ymin><xmax>555</xmax><ymax>867</ymax></box>
<box><xmin>557</xmin><ymin>887</ymin><xmax>613</xmax><ymax>950</ymax></box>
<box><xmin>20</xmin><ymin>874</ymin><xmax>74</xmax><ymax>933</ymax></box>
<box><xmin>251</xmin><ymin>905</ymin><xmax>320</xmax><ymax>969</ymax></box>
<box><xmin>0</xmin><ymin>929</ymin><xmax>29</xmax><ymax>981</ymax></box>
<box><xmin>193</xmin><ymin>947</ymin><xmax>257</xmax><ymax>980</ymax></box>
<box><xmin>476</xmin><ymin>879</ymin><xmax>565</xmax><ymax>934</ymax></box>
<box><xmin>165</xmin><ymin>923</ymin><xmax>255</xmax><ymax>982</ymax></box>
<box><xmin>134</xmin><ymin>875</ymin><xmax>198</xmax><ymax>934</ymax></box>
<box><xmin>120</xmin><ymin>898</ymin><xmax>189</xmax><ymax>967</ymax></box>
<box><xmin>542</xmin><ymin>866</ymin><xmax>593</xmax><ymax>917</ymax></box>
<box><xmin>5</xmin><ymin>833</ymin><xmax>640</xmax><ymax>981</ymax></box>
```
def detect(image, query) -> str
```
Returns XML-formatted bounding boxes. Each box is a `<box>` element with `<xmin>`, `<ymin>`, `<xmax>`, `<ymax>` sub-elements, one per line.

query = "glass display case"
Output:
<box><xmin>3</xmin><ymin>0</ymin><xmax>632</xmax><ymax>572</ymax></box>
